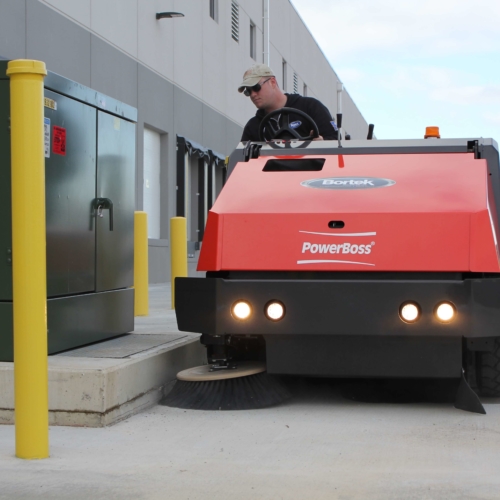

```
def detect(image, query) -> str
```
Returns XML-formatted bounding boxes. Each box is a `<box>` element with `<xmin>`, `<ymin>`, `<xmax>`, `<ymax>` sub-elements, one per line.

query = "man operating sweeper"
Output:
<box><xmin>238</xmin><ymin>64</ymin><xmax>338</xmax><ymax>142</ymax></box>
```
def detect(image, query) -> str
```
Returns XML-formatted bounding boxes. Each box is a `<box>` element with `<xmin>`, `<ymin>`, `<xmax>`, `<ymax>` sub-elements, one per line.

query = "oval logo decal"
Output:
<box><xmin>290</xmin><ymin>120</ymin><xmax>302</xmax><ymax>129</ymax></box>
<box><xmin>301</xmin><ymin>177</ymin><xmax>396</xmax><ymax>190</ymax></box>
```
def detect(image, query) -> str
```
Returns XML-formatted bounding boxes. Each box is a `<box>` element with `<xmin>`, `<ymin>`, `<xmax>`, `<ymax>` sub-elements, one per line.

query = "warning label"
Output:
<box><xmin>52</xmin><ymin>126</ymin><xmax>66</xmax><ymax>156</ymax></box>
<box><xmin>44</xmin><ymin>117</ymin><xmax>50</xmax><ymax>158</ymax></box>
<box><xmin>44</xmin><ymin>97</ymin><xmax>57</xmax><ymax>110</ymax></box>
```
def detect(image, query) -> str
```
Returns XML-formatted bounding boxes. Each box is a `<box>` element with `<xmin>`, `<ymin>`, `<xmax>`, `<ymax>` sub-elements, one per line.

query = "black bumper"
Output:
<box><xmin>175</xmin><ymin>276</ymin><xmax>500</xmax><ymax>377</ymax></box>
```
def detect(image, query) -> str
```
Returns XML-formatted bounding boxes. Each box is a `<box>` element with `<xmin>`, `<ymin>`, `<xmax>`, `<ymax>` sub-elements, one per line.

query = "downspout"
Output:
<box><xmin>263</xmin><ymin>0</ymin><xmax>270</xmax><ymax>65</ymax></box>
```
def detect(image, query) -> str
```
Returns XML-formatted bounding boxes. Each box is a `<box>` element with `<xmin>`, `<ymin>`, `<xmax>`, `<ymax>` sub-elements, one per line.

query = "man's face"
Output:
<box><xmin>248</xmin><ymin>77</ymin><xmax>274</xmax><ymax>110</ymax></box>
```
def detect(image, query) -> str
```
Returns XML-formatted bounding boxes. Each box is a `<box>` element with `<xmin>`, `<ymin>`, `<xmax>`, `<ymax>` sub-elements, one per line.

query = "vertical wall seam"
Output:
<box><xmin>136</xmin><ymin>0</ymin><xmax>140</xmax><ymax>211</ymax></box>
<box><xmin>201</xmin><ymin>0</ymin><xmax>205</xmax><ymax>148</ymax></box>
<box><xmin>89</xmin><ymin>8</ymin><xmax>92</xmax><ymax>88</ymax></box>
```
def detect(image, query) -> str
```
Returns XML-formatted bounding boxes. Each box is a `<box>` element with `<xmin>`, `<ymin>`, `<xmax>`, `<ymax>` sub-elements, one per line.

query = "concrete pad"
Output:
<box><xmin>0</xmin><ymin>284</ymin><xmax>206</xmax><ymax>427</ymax></box>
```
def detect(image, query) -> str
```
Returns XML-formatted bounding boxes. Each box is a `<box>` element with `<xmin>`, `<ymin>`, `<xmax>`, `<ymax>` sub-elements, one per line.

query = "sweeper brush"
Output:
<box><xmin>172</xmin><ymin>108</ymin><xmax>500</xmax><ymax>414</ymax></box>
<box><xmin>161</xmin><ymin>362</ymin><xmax>291</xmax><ymax>410</ymax></box>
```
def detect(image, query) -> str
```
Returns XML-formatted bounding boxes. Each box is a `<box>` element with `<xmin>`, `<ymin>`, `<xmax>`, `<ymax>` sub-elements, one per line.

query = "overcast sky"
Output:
<box><xmin>289</xmin><ymin>0</ymin><xmax>500</xmax><ymax>142</ymax></box>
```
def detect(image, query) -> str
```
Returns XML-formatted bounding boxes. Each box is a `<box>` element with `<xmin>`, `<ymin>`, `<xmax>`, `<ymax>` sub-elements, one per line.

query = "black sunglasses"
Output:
<box><xmin>243</xmin><ymin>78</ymin><xmax>272</xmax><ymax>97</ymax></box>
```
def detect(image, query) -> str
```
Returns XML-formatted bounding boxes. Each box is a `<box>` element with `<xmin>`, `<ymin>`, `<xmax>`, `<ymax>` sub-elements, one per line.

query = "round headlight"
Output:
<box><xmin>399</xmin><ymin>302</ymin><xmax>421</xmax><ymax>323</ymax></box>
<box><xmin>265</xmin><ymin>301</ymin><xmax>285</xmax><ymax>321</ymax></box>
<box><xmin>231</xmin><ymin>301</ymin><xmax>252</xmax><ymax>320</ymax></box>
<box><xmin>435</xmin><ymin>302</ymin><xmax>455</xmax><ymax>322</ymax></box>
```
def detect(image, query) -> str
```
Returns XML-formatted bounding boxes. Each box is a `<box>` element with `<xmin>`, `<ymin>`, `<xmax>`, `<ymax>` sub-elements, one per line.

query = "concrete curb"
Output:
<box><xmin>0</xmin><ymin>335</ymin><xmax>205</xmax><ymax>427</ymax></box>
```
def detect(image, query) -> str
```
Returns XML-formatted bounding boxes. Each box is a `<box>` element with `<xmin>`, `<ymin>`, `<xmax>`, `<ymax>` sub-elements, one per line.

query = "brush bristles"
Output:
<box><xmin>161</xmin><ymin>372</ymin><xmax>291</xmax><ymax>410</ymax></box>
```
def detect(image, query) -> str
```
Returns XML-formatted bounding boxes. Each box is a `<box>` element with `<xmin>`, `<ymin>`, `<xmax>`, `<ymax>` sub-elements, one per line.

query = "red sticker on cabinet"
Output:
<box><xmin>52</xmin><ymin>126</ymin><xmax>66</xmax><ymax>156</ymax></box>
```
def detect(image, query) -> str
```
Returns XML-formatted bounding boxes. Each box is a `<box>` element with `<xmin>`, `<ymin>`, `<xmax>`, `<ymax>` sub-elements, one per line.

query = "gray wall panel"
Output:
<box><xmin>0</xmin><ymin>0</ymin><xmax>26</xmax><ymax>60</ymax></box>
<box><xmin>226</xmin><ymin>119</ymin><xmax>244</xmax><ymax>151</ymax></box>
<box><xmin>138</xmin><ymin>65</ymin><xmax>176</xmax><ymax>241</ymax></box>
<box><xmin>26</xmin><ymin>0</ymin><xmax>90</xmax><ymax>86</ymax></box>
<box><xmin>148</xmin><ymin>246</ymin><xmax>169</xmax><ymax>284</ymax></box>
<box><xmin>138</xmin><ymin>64</ymin><xmax>174</xmax><ymax>132</ymax></box>
<box><xmin>173</xmin><ymin>86</ymin><xmax>203</xmax><ymax>144</ymax></box>
<box><xmin>90</xmin><ymin>34</ymin><xmax>137</xmax><ymax>108</ymax></box>
<box><xmin>202</xmin><ymin>106</ymin><xmax>229</xmax><ymax>155</ymax></box>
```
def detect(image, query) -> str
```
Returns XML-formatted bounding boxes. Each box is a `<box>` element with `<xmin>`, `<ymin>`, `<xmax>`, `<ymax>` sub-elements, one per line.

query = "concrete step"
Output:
<box><xmin>0</xmin><ymin>284</ymin><xmax>205</xmax><ymax>427</ymax></box>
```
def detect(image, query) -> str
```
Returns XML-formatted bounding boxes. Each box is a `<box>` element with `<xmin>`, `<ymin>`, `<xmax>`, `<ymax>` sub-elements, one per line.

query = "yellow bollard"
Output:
<box><xmin>7</xmin><ymin>60</ymin><xmax>49</xmax><ymax>459</ymax></box>
<box><xmin>170</xmin><ymin>217</ymin><xmax>188</xmax><ymax>309</ymax></box>
<box><xmin>134</xmin><ymin>211</ymin><xmax>149</xmax><ymax>316</ymax></box>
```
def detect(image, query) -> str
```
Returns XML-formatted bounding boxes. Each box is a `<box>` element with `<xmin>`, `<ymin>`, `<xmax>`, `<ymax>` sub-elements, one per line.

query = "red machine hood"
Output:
<box><xmin>198</xmin><ymin>153</ymin><xmax>500</xmax><ymax>272</ymax></box>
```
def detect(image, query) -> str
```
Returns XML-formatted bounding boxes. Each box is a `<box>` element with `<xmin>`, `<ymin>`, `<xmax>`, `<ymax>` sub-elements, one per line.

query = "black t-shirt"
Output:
<box><xmin>241</xmin><ymin>93</ymin><xmax>338</xmax><ymax>142</ymax></box>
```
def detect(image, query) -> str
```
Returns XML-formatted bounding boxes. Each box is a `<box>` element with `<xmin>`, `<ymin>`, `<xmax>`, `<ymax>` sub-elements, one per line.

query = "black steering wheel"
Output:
<box><xmin>258</xmin><ymin>107</ymin><xmax>319</xmax><ymax>141</ymax></box>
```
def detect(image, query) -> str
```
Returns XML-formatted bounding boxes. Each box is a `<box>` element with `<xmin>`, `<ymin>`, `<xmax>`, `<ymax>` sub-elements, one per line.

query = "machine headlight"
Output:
<box><xmin>231</xmin><ymin>301</ymin><xmax>252</xmax><ymax>320</ymax></box>
<box><xmin>399</xmin><ymin>302</ymin><xmax>421</xmax><ymax>323</ymax></box>
<box><xmin>265</xmin><ymin>301</ymin><xmax>286</xmax><ymax>321</ymax></box>
<box><xmin>435</xmin><ymin>302</ymin><xmax>455</xmax><ymax>322</ymax></box>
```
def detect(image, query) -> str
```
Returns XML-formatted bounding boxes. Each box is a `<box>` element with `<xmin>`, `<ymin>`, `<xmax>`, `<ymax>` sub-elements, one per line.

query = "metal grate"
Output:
<box><xmin>293</xmin><ymin>73</ymin><xmax>299</xmax><ymax>94</ymax></box>
<box><xmin>231</xmin><ymin>1</ymin><xmax>239</xmax><ymax>42</ymax></box>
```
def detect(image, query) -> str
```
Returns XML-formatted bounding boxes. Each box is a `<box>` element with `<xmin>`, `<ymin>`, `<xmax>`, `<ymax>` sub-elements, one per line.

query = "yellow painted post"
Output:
<box><xmin>170</xmin><ymin>217</ymin><xmax>187</xmax><ymax>309</ymax></box>
<box><xmin>134</xmin><ymin>211</ymin><xmax>149</xmax><ymax>316</ymax></box>
<box><xmin>7</xmin><ymin>59</ymin><xmax>48</xmax><ymax>459</ymax></box>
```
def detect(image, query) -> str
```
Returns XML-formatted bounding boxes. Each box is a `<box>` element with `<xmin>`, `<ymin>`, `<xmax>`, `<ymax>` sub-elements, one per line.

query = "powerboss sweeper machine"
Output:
<box><xmin>169</xmin><ymin>108</ymin><xmax>500</xmax><ymax>413</ymax></box>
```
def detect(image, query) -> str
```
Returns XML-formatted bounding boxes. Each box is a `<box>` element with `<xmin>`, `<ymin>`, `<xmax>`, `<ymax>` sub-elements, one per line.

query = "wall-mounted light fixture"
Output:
<box><xmin>156</xmin><ymin>12</ymin><xmax>184</xmax><ymax>19</ymax></box>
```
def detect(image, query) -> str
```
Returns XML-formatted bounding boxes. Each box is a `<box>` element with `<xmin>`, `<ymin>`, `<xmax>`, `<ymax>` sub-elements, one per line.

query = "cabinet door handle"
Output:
<box><xmin>93</xmin><ymin>198</ymin><xmax>114</xmax><ymax>231</ymax></box>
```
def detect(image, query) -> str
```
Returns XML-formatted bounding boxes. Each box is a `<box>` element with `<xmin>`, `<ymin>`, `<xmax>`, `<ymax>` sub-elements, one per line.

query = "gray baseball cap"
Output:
<box><xmin>238</xmin><ymin>64</ymin><xmax>275</xmax><ymax>93</ymax></box>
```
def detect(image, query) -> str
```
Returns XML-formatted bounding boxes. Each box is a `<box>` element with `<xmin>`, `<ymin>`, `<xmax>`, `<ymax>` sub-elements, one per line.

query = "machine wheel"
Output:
<box><xmin>476</xmin><ymin>337</ymin><xmax>500</xmax><ymax>397</ymax></box>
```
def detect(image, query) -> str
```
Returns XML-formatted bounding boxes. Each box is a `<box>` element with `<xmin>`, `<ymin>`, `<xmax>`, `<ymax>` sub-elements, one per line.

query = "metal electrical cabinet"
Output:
<box><xmin>0</xmin><ymin>62</ymin><xmax>137</xmax><ymax>361</ymax></box>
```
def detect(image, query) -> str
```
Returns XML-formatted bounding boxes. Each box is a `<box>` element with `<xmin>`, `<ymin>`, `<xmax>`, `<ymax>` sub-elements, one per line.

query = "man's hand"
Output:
<box><xmin>311</xmin><ymin>130</ymin><xmax>324</xmax><ymax>141</ymax></box>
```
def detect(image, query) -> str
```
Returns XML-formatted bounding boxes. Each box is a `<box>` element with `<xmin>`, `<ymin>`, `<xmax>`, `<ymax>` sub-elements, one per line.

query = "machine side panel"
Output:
<box><xmin>471</xmin><ymin>278</ymin><xmax>500</xmax><ymax>337</ymax></box>
<box><xmin>481</xmin><ymin>144</ymin><xmax>500</xmax><ymax>226</ymax></box>
<box><xmin>197</xmin><ymin>211</ymin><xmax>223</xmax><ymax>271</ymax></box>
<box><xmin>470</xmin><ymin>210</ymin><xmax>500</xmax><ymax>272</ymax></box>
<box><xmin>470</xmin><ymin>172</ymin><xmax>500</xmax><ymax>272</ymax></box>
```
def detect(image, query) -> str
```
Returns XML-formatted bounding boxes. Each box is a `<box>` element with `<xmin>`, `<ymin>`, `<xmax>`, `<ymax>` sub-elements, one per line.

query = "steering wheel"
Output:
<box><xmin>258</xmin><ymin>107</ymin><xmax>319</xmax><ymax>141</ymax></box>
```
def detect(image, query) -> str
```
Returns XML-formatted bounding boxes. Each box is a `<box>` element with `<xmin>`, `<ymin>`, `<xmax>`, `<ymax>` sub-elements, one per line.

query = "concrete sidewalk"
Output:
<box><xmin>0</xmin><ymin>284</ymin><xmax>205</xmax><ymax>426</ymax></box>
<box><xmin>1</xmin><ymin>380</ymin><xmax>500</xmax><ymax>500</ymax></box>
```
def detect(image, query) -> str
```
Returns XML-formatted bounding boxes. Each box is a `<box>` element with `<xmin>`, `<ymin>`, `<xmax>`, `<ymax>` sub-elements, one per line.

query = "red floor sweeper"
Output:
<box><xmin>169</xmin><ymin>109</ymin><xmax>500</xmax><ymax>413</ymax></box>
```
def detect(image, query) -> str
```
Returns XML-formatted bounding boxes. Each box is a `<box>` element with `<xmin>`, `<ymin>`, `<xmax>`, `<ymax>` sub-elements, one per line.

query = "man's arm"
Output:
<box><xmin>305</xmin><ymin>98</ymin><xmax>338</xmax><ymax>140</ymax></box>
